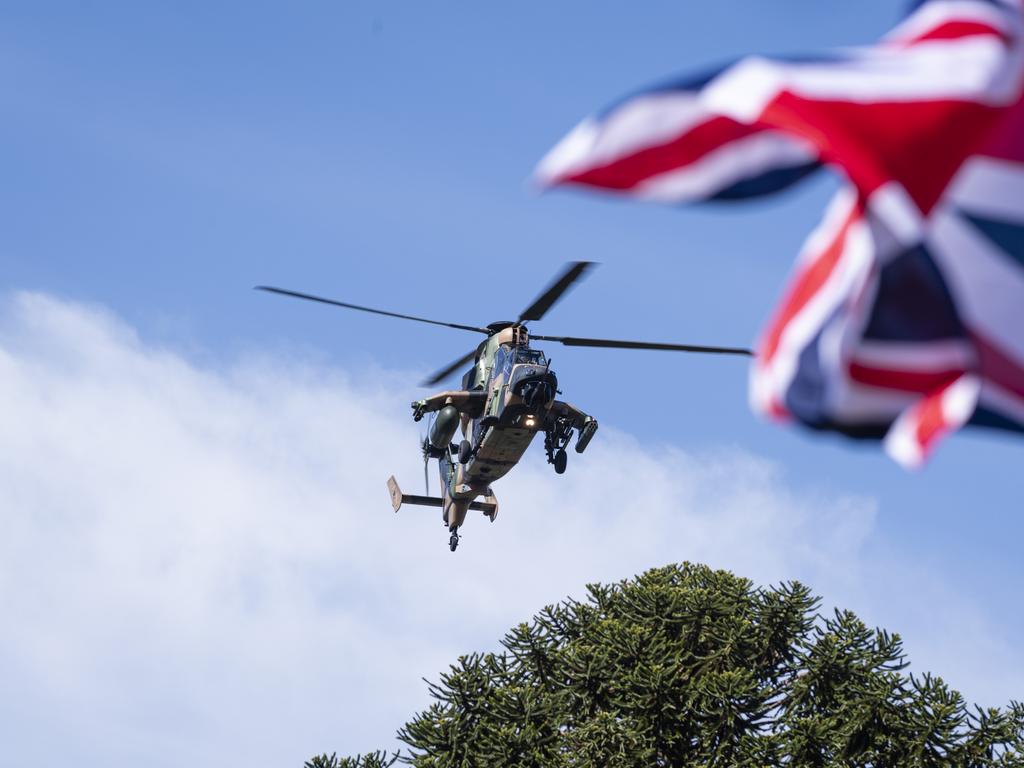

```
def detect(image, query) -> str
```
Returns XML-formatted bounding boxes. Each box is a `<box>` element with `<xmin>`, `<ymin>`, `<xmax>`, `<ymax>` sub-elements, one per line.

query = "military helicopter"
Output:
<box><xmin>257</xmin><ymin>262</ymin><xmax>751</xmax><ymax>552</ymax></box>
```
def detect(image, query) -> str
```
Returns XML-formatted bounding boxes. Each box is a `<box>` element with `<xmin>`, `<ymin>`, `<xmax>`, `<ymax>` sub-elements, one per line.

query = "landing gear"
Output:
<box><xmin>553</xmin><ymin>448</ymin><xmax>567</xmax><ymax>474</ymax></box>
<box><xmin>449</xmin><ymin>528</ymin><xmax>460</xmax><ymax>552</ymax></box>
<box><xmin>458</xmin><ymin>439</ymin><xmax>473</xmax><ymax>464</ymax></box>
<box><xmin>544</xmin><ymin>405</ymin><xmax>597</xmax><ymax>473</ymax></box>
<box><xmin>545</xmin><ymin>416</ymin><xmax>574</xmax><ymax>474</ymax></box>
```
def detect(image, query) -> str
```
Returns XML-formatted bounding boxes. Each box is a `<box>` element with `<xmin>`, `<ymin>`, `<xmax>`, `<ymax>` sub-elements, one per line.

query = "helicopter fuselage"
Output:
<box><xmin>258</xmin><ymin>260</ymin><xmax>749</xmax><ymax>552</ymax></box>
<box><xmin>412</xmin><ymin>324</ymin><xmax>596</xmax><ymax>541</ymax></box>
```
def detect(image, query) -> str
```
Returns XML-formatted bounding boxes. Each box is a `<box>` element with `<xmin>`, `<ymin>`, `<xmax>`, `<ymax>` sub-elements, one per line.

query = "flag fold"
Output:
<box><xmin>537</xmin><ymin>0</ymin><xmax>1024</xmax><ymax>466</ymax></box>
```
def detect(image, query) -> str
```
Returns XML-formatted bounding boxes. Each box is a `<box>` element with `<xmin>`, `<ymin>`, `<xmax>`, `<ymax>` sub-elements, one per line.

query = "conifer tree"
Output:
<box><xmin>305</xmin><ymin>751</ymin><xmax>399</xmax><ymax>768</ymax></box>
<box><xmin>319</xmin><ymin>563</ymin><xmax>1024</xmax><ymax>767</ymax></box>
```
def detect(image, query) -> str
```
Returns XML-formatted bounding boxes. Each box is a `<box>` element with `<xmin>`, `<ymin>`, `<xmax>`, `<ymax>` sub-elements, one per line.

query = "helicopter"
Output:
<box><xmin>257</xmin><ymin>262</ymin><xmax>751</xmax><ymax>552</ymax></box>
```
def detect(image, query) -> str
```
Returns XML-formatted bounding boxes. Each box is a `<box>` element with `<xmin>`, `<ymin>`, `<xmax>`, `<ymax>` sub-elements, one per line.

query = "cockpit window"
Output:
<box><xmin>494</xmin><ymin>346</ymin><xmax>510</xmax><ymax>376</ymax></box>
<box><xmin>495</xmin><ymin>345</ymin><xmax>547</xmax><ymax>377</ymax></box>
<box><xmin>513</xmin><ymin>348</ymin><xmax>547</xmax><ymax>366</ymax></box>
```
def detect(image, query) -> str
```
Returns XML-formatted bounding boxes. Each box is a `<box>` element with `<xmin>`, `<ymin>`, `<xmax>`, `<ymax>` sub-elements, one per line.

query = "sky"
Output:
<box><xmin>0</xmin><ymin>2</ymin><xmax>1022</xmax><ymax>766</ymax></box>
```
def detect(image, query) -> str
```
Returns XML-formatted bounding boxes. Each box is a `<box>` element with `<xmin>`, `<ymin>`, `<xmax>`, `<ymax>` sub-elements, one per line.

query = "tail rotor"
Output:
<box><xmin>421</xmin><ymin>439</ymin><xmax>431</xmax><ymax>494</ymax></box>
<box><xmin>420</xmin><ymin>412</ymin><xmax>436</xmax><ymax>494</ymax></box>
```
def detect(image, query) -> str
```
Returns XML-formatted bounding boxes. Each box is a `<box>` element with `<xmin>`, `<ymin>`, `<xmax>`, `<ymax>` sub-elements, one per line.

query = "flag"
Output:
<box><xmin>535</xmin><ymin>0</ymin><xmax>1024</xmax><ymax>467</ymax></box>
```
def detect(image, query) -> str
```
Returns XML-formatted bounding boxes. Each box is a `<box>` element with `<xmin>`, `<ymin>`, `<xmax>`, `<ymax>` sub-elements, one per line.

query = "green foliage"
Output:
<box><xmin>318</xmin><ymin>563</ymin><xmax>1024</xmax><ymax>767</ymax></box>
<box><xmin>305</xmin><ymin>751</ymin><xmax>399</xmax><ymax>768</ymax></box>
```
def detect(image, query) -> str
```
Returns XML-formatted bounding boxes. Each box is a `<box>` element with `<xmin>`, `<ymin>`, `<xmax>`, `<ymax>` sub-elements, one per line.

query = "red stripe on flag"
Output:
<box><xmin>913</xmin><ymin>387</ymin><xmax>951</xmax><ymax>449</ymax></box>
<box><xmin>848</xmin><ymin>361</ymin><xmax>965</xmax><ymax>393</ymax></box>
<box><xmin>974</xmin><ymin>332</ymin><xmax>1024</xmax><ymax>399</ymax></box>
<box><xmin>761</xmin><ymin>95</ymin><xmax>1001</xmax><ymax>213</ymax></box>
<box><xmin>759</xmin><ymin>204</ymin><xmax>859</xmax><ymax>364</ymax></box>
<box><xmin>977</xmin><ymin>92</ymin><xmax>1024</xmax><ymax>163</ymax></box>
<box><xmin>897</xmin><ymin>21</ymin><xmax>1010</xmax><ymax>46</ymax></box>
<box><xmin>884</xmin><ymin>374</ymin><xmax>979</xmax><ymax>467</ymax></box>
<box><xmin>556</xmin><ymin>116</ymin><xmax>762</xmax><ymax>190</ymax></box>
<box><xmin>766</xmin><ymin>397</ymin><xmax>790</xmax><ymax>420</ymax></box>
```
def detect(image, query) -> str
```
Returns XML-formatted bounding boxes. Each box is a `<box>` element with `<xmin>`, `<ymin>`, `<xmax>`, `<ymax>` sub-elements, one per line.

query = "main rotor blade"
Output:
<box><xmin>518</xmin><ymin>261</ymin><xmax>595</xmax><ymax>323</ymax></box>
<box><xmin>422</xmin><ymin>349</ymin><xmax>478</xmax><ymax>387</ymax></box>
<box><xmin>532</xmin><ymin>334</ymin><xmax>753</xmax><ymax>356</ymax></box>
<box><xmin>255</xmin><ymin>286</ymin><xmax>490</xmax><ymax>334</ymax></box>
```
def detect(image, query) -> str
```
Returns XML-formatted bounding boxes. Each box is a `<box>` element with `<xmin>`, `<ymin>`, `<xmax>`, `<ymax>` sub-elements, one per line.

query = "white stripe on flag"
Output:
<box><xmin>828</xmin><ymin>380</ymin><xmax>920</xmax><ymax>421</ymax></box>
<box><xmin>704</xmin><ymin>37</ymin><xmax>1016</xmax><ymax>122</ymax></box>
<box><xmin>929</xmin><ymin>205</ymin><xmax>1024</xmax><ymax>363</ymax></box>
<box><xmin>949</xmin><ymin>156</ymin><xmax>1024</xmax><ymax>222</ymax></box>
<box><xmin>751</xmin><ymin>192</ymin><xmax>874</xmax><ymax>415</ymax></box>
<box><xmin>853</xmin><ymin>339</ymin><xmax>977</xmax><ymax>371</ymax></box>
<box><xmin>535</xmin><ymin>93</ymin><xmax>708</xmax><ymax>184</ymax></box>
<box><xmin>980</xmin><ymin>378</ymin><xmax>1024</xmax><ymax>423</ymax></box>
<box><xmin>886</xmin><ymin>0</ymin><xmax>1018</xmax><ymax>44</ymax></box>
<box><xmin>884</xmin><ymin>374</ymin><xmax>981</xmax><ymax>468</ymax></box>
<box><xmin>631</xmin><ymin>131</ymin><xmax>815</xmax><ymax>202</ymax></box>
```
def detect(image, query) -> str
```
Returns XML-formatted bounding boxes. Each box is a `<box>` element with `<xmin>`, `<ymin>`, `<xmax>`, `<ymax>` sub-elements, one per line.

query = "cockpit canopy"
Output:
<box><xmin>513</xmin><ymin>347</ymin><xmax>547</xmax><ymax>365</ymax></box>
<box><xmin>463</xmin><ymin>344</ymin><xmax>550</xmax><ymax>390</ymax></box>
<box><xmin>495</xmin><ymin>345</ymin><xmax>547</xmax><ymax>376</ymax></box>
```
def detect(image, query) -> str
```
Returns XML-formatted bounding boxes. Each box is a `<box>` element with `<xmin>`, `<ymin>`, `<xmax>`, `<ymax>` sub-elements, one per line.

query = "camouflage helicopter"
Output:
<box><xmin>257</xmin><ymin>262</ymin><xmax>750</xmax><ymax>552</ymax></box>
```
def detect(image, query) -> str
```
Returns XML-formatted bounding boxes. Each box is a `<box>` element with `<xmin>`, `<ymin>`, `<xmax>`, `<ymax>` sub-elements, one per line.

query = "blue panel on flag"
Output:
<box><xmin>863</xmin><ymin>245</ymin><xmax>966</xmax><ymax>342</ymax></box>
<box><xmin>598</xmin><ymin>54</ymin><xmax>851</xmax><ymax>117</ymax></box>
<box><xmin>785</xmin><ymin>336</ymin><xmax>828</xmax><ymax>426</ymax></box>
<box><xmin>709</xmin><ymin>162</ymin><xmax>821</xmax><ymax>201</ymax></box>
<box><xmin>905</xmin><ymin>0</ymin><xmax>1006</xmax><ymax>13</ymax></box>
<box><xmin>961</xmin><ymin>212</ymin><xmax>1024</xmax><ymax>270</ymax></box>
<box><xmin>971</xmin><ymin>405</ymin><xmax>1024</xmax><ymax>434</ymax></box>
<box><xmin>597</xmin><ymin>63</ymin><xmax>732</xmax><ymax>117</ymax></box>
<box><xmin>642</xmin><ymin>62</ymin><xmax>735</xmax><ymax>94</ymax></box>
<box><xmin>537</xmin><ymin>0</ymin><xmax>1024</xmax><ymax>464</ymax></box>
<box><xmin>783</xmin><ymin>327</ymin><xmax>889</xmax><ymax>437</ymax></box>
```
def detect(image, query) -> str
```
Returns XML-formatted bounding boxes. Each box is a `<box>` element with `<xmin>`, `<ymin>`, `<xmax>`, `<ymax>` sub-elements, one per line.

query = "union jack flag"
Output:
<box><xmin>536</xmin><ymin>0</ymin><xmax>1024</xmax><ymax>467</ymax></box>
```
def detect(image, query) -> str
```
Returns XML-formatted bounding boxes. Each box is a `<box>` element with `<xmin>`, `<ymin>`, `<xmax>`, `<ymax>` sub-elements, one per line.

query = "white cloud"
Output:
<box><xmin>0</xmin><ymin>293</ymin><xmax>1017</xmax><ymax>767</ymax></box>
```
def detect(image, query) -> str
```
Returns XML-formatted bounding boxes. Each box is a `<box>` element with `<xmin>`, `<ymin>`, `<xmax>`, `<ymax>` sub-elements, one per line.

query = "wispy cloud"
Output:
<box><xmin>0</xmin><ymin>293</ymin><xmax>1017</xmax><ymax>767</ymax></box>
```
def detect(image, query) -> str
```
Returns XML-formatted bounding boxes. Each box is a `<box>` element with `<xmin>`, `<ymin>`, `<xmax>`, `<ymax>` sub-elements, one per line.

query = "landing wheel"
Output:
<box><xmin>554</xmin><ymin>448</ymin><xmax>567</xmax><ymax>475</ymax></box>
<box><xmin>458</xmin><ymin>439</ymin><xmax>473</xmax><ymax>464</ymax></box>
<box><xmin>449</xmin><ymin>530</ymin><xmax>460</xmax><ymax>552</ymax></box>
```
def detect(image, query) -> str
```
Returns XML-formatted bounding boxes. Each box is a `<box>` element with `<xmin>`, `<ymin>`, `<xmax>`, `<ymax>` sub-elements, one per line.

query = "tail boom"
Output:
<box><xmin>387</xmin><ymin>475</ymin><xmax>496</xmax><ymax>516</ymax></box>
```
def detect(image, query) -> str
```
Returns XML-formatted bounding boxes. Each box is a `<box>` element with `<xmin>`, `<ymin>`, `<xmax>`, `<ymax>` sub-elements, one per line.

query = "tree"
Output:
<box><xmin>305</xmin><ymin>752</ymin><xmax>398</xmax><ymax>768</ymax></box>
<box><xmin>319</xmin><ymin>563</ymin><xmax>1024</xmax><ymax>767</ymax></box>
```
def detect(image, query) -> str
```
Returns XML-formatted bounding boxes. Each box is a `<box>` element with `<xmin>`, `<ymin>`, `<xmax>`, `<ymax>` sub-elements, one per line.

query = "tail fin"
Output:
<box><xmin>387</xmin><ymin>476</ymin><xmax>444</xmax><ymax>513</ymax></box>
<box><xmin>387</xmin><ymin>476</ymin><xmax>497</xmax><ymax>517</ymax></box>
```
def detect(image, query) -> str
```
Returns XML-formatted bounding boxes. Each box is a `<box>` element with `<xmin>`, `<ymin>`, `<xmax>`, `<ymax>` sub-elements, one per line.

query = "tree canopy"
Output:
<box><xmin>309</xmin><ymin>563</ymin><xmax>1023</xmax><ymax>767</ymax></box>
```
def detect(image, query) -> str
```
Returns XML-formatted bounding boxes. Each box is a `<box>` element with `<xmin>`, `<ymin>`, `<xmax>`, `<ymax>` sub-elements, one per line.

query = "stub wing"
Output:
<box><xmin>412</xmin><ymin>390</ymin><xmax>486</xmax><ymax>421</ymax></box>
<box><xmin>548</xmin><ymin>400</ymin><xmax>599</xmax><ymax>453</ymax></box>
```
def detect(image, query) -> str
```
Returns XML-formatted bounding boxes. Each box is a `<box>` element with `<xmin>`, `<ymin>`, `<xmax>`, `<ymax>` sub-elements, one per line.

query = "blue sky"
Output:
<box><xmin>1</xmin><ymin>2</ymin><xmax>1022</xmax><ymax>765</ymax></box>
